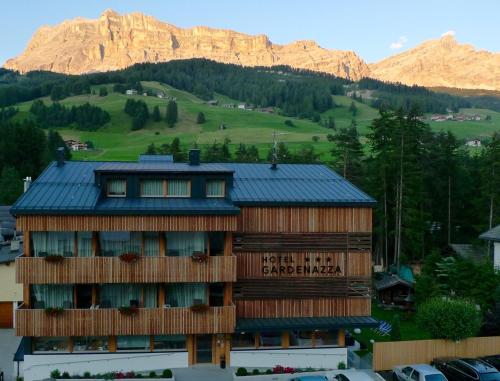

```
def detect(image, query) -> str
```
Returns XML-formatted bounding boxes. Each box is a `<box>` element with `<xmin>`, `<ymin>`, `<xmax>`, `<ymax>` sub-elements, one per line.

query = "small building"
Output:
<box><xmin>479</xmin><ymin>225</ymin><xmax>500</xmax><ymax>270</ymax></box>
<box><xmin>64</xmin><ymin>140</ymin><xmax>88</xmax><ymax>151</ymax></box>
<box><xmin>374</xmin><ymin>265</ymin><xmax>415</xmax><ymax>310</ymax></box>
<box><xmin>207</xmin><ymin>100</ymin><xmax>219</xmax><ymax>106</ymax></box>
<box><xmin>222</xmin><ymin>104</ymin><xmax>235</xmax><ymax>108</ymax></box>
<box><xmin>466</xmin><ymin>139</ymin><xmax>482</xmax><ymax>147</ymax></box>
<box><xmin>125</xmin><ymin>89</ymin><xmax>138</xmax><ymax>96</ymax></box>
<box><xmin>157</xmin><ymin>92</ymin><xmax>165</xmax><ymax>99</ymax></box>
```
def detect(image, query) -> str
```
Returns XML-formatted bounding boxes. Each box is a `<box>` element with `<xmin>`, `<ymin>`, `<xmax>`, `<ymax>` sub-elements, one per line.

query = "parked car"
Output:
<box><xmin>433</xmin><ymin>358</ymin><xmax>500</xmax><ymax>381</ymax></box>
<box><xmin>481</xmin><ymin>356</ymin><xmax>500</xmax><ymax>371</ymax></box>
<box><xmin>290</xmin><ymin>376</ymin><xmax>328</xmax><ymax>381</ymax></box>
<box><xmin>393</xmin><ymin>364</ymin><xmax>448</xmax><ymax>381</ymax></box>
<box><xmin>335</xmin><ymin>370</ymin><xmax>381</xmax><ymax>381</ymax></box>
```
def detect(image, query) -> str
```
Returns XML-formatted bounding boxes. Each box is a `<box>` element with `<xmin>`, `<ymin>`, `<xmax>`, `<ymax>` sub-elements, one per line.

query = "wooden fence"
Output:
<box><xmin>373</xmin><ymin>336</ymin><xmax>500</xmax><ymax>370</ymax></box>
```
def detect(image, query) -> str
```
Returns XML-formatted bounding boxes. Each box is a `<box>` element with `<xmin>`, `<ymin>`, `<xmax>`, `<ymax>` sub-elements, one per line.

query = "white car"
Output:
<box><xmin>333</xmin><ymin>370</ymin><xmax>384</xmax><ymax>381</ymax></box>
<box><xmin>393</xmin><ymin>364</ymin><xmax>448</xmax><ymax>381</ymax></box>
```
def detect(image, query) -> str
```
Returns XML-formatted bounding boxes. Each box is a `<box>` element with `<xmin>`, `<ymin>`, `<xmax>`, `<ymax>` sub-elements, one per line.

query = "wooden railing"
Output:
<box><xmin>16</xmin><ymin>255</ymin><xmax>237</xmax><ymax>284</ymax></box>
<box><xmin>16</xmin><ymin>305</ymin><xmax>236</xmax><ymax>337</ymax></box>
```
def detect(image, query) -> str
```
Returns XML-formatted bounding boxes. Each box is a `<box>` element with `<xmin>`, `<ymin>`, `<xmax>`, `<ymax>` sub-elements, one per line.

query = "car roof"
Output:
<box><xmin>459</xmin><ymin>359</ymin><xmax>498</xmax><ymax>373</ymax></box>
<box><xmin>401</xmin><ymin>365</ymin><xmax>443</xmax><ymax>376</ymax></box>
<box><xmin>336</xmin><ymin>370</ymin><xmax>378</xmax><ymax>381</ymax></box>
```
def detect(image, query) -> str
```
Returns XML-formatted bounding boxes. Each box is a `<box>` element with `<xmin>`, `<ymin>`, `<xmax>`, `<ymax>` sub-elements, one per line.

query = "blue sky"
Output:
<box><xmin>1</xmin><ymin>0</ymin><xmax>499</xmax><ymax>65</ymax></box>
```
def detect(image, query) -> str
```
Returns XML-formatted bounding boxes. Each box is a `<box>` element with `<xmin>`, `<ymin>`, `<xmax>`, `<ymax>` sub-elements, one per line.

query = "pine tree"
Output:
<box><xmin>47</xmin><ymin>130</ymin><xmax>71</xmax><ymax>160</ymax></box>
<box><xmin>330</xmin><ymin>120</ymin><xmax>363</xmax><ymax>183</ymax></box>
<box><xmin>152</xmin><ymin>106</ymin><xmax>161</xmax><ymax>122</ymax></box>
<box><xmin>165</xmin><ymin>101</ymin><xmax>178</xmax><ymax>127</ymax></box>
<box><xmin>196</xmin><ymin>112</ymin><xmax>206</xmax><ymax>124</ymax></box>
<box><xmin>99</xmin><ymin>87</ymin><xmax>108</xmax><ymax>97</ymax></box>
<box><xmin>0</xmin><ymin>167</ymin><xmax>23</xmax><ymax>204</ymax></box>
<box><xmin>349</xmin><ymin>101</ymin><xmax>358</xmax><ymax>116</ymax></box>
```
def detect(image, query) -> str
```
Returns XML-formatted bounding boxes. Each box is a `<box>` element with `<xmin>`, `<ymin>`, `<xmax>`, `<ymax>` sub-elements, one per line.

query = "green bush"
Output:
<box><xmin>252</xmin><ymin>369</ymin><xmax>260</xmax><ymax>375</ymax></box>
<box><xmin>417</xmin><ymin>297</ymin><xmax>482</xmax><ymax>341</ymax></box>
<box><xmin>390</xmin><ymin>314</ymin><xmax>402</xmax><ymax>341</ymax></box>
<box><xmin>83</xmin><ymin>372</ymin><xmax>91</xmax><ymax>378</ymax></box>
<box><xmin>236</xmin><ymin>368</ymin><xmax>248</xmax><ymax>376</ymax></box>
<box><xmin>149</xmin><ymin>371</ymin><xmax>157</xmax><ymax>378</ymax></box>
<box><xmin>265</xmin><ymin>369</ymin><xmax>273</xmax><ymax>375</ymax></box>
<box><xmin>61</xmin><ymin>372</ymin><xmax>70</xmax><ymax>379</ymax></box>
<box><xmin>50</xmin><ymin>370</ymin><xmax>61</xmax><ymax>379</ymax></box>
<box><xmin>338</xmin><ymin>361</ymin><xmax>347</xmax><ymax>369</ymax></box>
<box><xmin>16</xmin><ymin>377</ymin><xmax>24</xmax><ymax>381</ymax></box>
<box><xmin>161</xmin><ymin>369</ymin><xmax>172</xmax><ymax>378</ymax></box>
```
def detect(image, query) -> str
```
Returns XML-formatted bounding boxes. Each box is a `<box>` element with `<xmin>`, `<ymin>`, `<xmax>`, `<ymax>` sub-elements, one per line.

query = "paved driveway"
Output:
<box><xmin>0</xmin><ymin>329</ymin><xmax>21</xmax><ymax>381</ymax></box>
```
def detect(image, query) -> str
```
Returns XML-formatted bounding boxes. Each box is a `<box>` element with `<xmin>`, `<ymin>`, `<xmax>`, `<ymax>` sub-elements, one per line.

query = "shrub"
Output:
<box><xmin>312</xmin><ymin>135</ymin><xmax>320</xmax><ymax>142</ymax></box>
<box><xmin>236</xmin><ymin>368</ymin><xmax>248</xmax><ymax>376</ymax></box>
<box><xmin>148</xmin><ymin>371</ymin><xmax>157</xmax><ymax>378</ymax></box>
<box><xmin>417</xmin><ymin>297</ymin><xmax>482</xmax><ymax>341</ymax></box>
<box><xmin>83</xmin><ymin>372</ymin><xmax>91</xmax><ymax>378</ymax></box>
<box><xmin>162</xmin><ymin>369</ymin><xmax>172</xmax><ymax>378</ymax></box>
<box><xmin>390</xmin><ymin>314</ymin><xmax>402</xmax><ymax>341</ymax></box>
<box><xmin>284</xmin><ymin>120</ymin><xmax>294</xmax><ymax>127</ymax></box>
<box><xmin>265</xmin><ymin>369</ymin><xmax>273</xmax><ymax>375</ymax></box>
<box><xmin>51</xmin><ymin>370</ymin><xmax>61</xmax><ymax>379</ymax></box>
<box><xmin>196</xmin><ymin>112</ymin><xmax>206</xmax><ymax>124</ymax></box>
<box><xmin>61</xmin><ymin>372</ymin><xmax>71</xmax><ymax>379</ymax></box>
<box><xmin>252</xmin><ymin>369</ymin><xmax>260</xmax><ymax>375</ymax></box>
<box><xmin>338</xmin><ymin>361</ymin><xmax>347</xmax><ymax>370</ymax></box>
<box><xmin>284</xmin><ymin>367</ymin><xmax>295</xmax><ymax>374</ymax></box>
<box><xmin>16</xmin><ymin>377</ymin><xmax>24</xmax><ymax>381</ymax></box>
<box><xmin>273</xmin><ymin>365</ymin><xmax>285</xmax><ymax>374</ymax></box>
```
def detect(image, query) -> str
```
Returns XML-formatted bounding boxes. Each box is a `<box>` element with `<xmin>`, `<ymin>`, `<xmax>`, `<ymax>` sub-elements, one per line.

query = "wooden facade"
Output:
<box><xmin>17</xmin><ymin>256</ymin><xmax>237</xmax><ymax>284</ymax></box>
<box><xmin>16</xmin><ymin>305</ymin><xmax>236</xmax><ymax>337</ymax></box>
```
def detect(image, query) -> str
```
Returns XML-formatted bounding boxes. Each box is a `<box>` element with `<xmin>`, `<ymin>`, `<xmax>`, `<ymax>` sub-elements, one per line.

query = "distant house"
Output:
<box><xmin>238</xmin><ymin>104</ymin><xmax>246</xmax><ymax>110</ymax></box>
<box><xmin>222</xmin><ymin>104</ymin><xmax>235</xmax><ymax>109</ymax></box>
<box><xmin>157</xmin><ymin>92</ymin><xmax>165</xmax><ymax>99</ymax></box>
<box><xmin>125</xmin><ymin>89</ymin><xmax>138</xmax><ymax>95</ymax></box>
<box><xmin>64</xmin><ymin>140</ymin><xmax>88</xmax><ymax>151</ymax></box>
<box><xmin>466</xmin><ymin>139</ymin><xmax>482</xmax><ymax>147</ymax></box>
<box><xmin>207</xmin><ymin>100</ymin><xmax>219</xmax><ymax>106</ymax></box>
<box><xmin>142</xmin><ymin>92</ymin><xmax>148</xmax><ymax>97</ymax></box>
<box><xmin>479</xmin><ymin>225</ymin><xmax>500</xmax><ymax>270</ymax></box>
<box><xmin>374</xmin><ymin>265</ymin><xmax>415</xmax><ymax>310</ymax></box>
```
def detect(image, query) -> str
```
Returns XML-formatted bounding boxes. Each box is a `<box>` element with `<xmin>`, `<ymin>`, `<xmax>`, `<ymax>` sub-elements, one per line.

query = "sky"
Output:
<box><xmin>1</xmin><ymin>0</ymin><xmax>499</xmax><ymax>65</ymax></box>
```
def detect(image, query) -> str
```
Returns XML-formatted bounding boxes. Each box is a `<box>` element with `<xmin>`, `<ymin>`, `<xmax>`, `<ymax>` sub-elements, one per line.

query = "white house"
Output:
<box><xmin>479</xmin><ymin>225</ymin><xmax>500</xmax><ymax>270</ymax></box>
<box><xmin>466</xmin><ymin>139</ymin><xmax>482</xmax><ymax>147</ymax></box>
<box><xmin>125</xmin><ymin>89</ymin><xmax>138</xmax><ymax>95</ymax></box>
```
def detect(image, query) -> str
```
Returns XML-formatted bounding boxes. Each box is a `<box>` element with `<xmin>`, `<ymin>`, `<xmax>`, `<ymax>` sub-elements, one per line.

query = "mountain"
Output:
<box><xmin>370</xmin><ymin>35</ymin><xmax>500</xmax><ymax>91</ymax></box>
<box><xmin>3</xmin><ymin>9</ymin><xmax>369</xmax><ymax>80</ymax></box>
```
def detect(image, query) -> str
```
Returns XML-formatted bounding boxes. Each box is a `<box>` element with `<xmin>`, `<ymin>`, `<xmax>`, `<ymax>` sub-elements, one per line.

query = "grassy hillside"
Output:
<box><xmin>12</xmin><ymin>81</ymin><xmax>500</xmax><ymax>161</ymax></box>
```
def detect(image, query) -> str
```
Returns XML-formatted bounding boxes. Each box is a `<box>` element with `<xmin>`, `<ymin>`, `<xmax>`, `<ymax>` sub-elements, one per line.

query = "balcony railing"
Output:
<box><xmin>16</xmin><ymin>255</ymin><xmax>237</xmax><ymax>284</ymax></box>
<box><xmin>15</xmin><ymin>305</ymin><xmax>236</xmax><ymax>337</ymax></box>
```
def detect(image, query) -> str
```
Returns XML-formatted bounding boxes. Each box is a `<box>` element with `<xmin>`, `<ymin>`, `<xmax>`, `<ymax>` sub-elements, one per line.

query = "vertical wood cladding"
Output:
<box><xmin>235</xmin><ymin>298</ymin><xmax>371</xmax><ymax>318</ymax></box>
<box><xmin>17</xmin><ymin>215</ymin><xmax>238</xmax><ymax>232</ymax></box>
<box><xmin>237</xmin><ymin>207</ymin><xmax>372</xmax><ymax>233</ymax></box>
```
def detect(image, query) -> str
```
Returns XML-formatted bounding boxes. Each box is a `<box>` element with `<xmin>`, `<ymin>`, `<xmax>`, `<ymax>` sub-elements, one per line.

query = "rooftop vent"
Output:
<box><xmin>23</xmin><ymin>177</ymin><xmax>32</xmax><ymax>193</ymax></box>
<box><xmin>189</xmin><ymin>149</ymin><xmax>200</xmax><ymax>166</ymax></box>
<box><xmin>56</xmin><ymin>147</ymin><xmax>65</xmax><ymax>167</ymax></box>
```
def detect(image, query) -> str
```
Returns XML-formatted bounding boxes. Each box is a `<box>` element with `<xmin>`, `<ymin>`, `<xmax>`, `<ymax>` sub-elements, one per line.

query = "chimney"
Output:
<box><xmin>10</xmin><ymin>240</ymin><xmax>20</xmax><ymax>252</ymax></box>
<box><xmin>23</xmin><ymin>176</ymin><xmax>32</xmax><ymax>193</ymax></box>
<box><xmin>188</xmin><ymin>149</ymin><xmax>200</xmax><ymax>166</ymax></box>
<box><xmin>56</xmin><ymin>147</ymin><xmax>65</xmax><ymax>167</ymax></box>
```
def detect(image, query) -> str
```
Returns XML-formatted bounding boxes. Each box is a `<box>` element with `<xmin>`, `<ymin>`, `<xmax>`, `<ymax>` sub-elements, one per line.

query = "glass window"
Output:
<box><xmin>144</xmin><ymin>232</ymin><xmax>160</xmax><ymax>257</ymax></box>
<box><xmin>153</xmin><ymin>335</ymin><xmax>186</xmax><ymax>351</ymax></box>
<box><xmin>209</xmin><ymin>232</ymin><xmax>225</xmax><ymax>256</ymax></box>
<box><xmin>290</xmin><ymin>330</ymin><xmax>313</xmax><ymax>347</ymax></box>
<box><xmin>411</xmin><ymin>370</ymin><xmax>420</xmax><ymax>381</ymax></box>
<box><xmin>144</xmin><ymin>285</ymin><xmax>158</xmax><ymax>308</ymax></box>
<box><xmin>166</xmin><ymin>232</ymin><xmax>207</xmax><ymax>257</ymax></box>
<box><xmin>259</xmin><ymin>332</ymin><xmax>281</xmax><ymax>348</ymax></box>
<box><xmin>32</xmin><ymin>284</ymin><xmax>73</xmax><ymax>309</ymax></box>
<box><xmin>206</xmin><ymin>180</ymin><xmax>225</xmax><ymax>198</ymax></box>
<box><xmin>107</xmin><ymin>179</ymin><xmax>126</xmax><ymax>197</ymax></box>
<box><xmin>32</xmin><ymin>232</ymin><xmax>74</xmax><ymax>257</ymax></box>
<box><xmin>232</xmin><ymin>333</ymin><xmax>256</xmax><ymax>349</ymax></box>
<box><xmin>73</xmin><ymin>337</ymin><xmax>109</xmax><ymax>352</ymax></box>
<box><xmin>77</xmin><ymin>232</ymin><xmax>93</xmax><ymax>257</ymax></box>
<box><xmin>315</xmin><ymin>330</ymin><xmax>339</xmax><ymax>346</ymax></box>
<box><xmin>480</xmin><ymin>374</ymin><xmax>500</xmax><ymax>381</ymax></box>
<box><xmin>166</xmin><ymin>283</ymin><xmax>208</xmax><ymax>307</ymax></box>
<box><xmin>100</xmin><ymin>284</ymin><xmax>142</xmax><ymax>308</ymax></box>
<box><xmin>100</xmin><ymin>232</ymin><xmax>141</xmax><ymax>257</ymax></box>
<box><xmin>33</xmin><ymin>337</ymin><xmax>69</xmax><ymax>352</ymax></box>
<box><xmin>117</xmin><ymin>336</ymin><xmax>150</xmax><ymax>351</ymax></box>
<box><xmin>425</xmin><ymin>375</ymin><xmax>448</xmax><ymax>381</ymax></box>
<box><xmin>167</xmin><ymin>180</ymin><xmax>190</xmax><ymax>197</ymax></box>
<box><xmin>141</xmin><ymin>179</ymin><xmax>164</xmax><ymax>197</ymax></box>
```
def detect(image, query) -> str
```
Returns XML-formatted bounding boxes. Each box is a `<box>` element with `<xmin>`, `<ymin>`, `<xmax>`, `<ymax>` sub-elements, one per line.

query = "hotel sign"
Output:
<box><xmin>261</xmin><ymin>254</ymin><xmax>343</xmax><ymax>276</ymax></box>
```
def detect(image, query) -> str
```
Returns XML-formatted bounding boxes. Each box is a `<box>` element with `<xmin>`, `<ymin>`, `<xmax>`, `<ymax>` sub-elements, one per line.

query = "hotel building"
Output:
<box><xmin>12</xmin><ymin>150</ymin><xmax>376</xmax><ymax>379</ymax></box>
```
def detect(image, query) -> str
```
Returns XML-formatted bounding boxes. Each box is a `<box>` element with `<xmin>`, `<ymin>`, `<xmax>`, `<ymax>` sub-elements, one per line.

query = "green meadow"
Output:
<box><xmin>12</xmin><ymin>81</ymin><xmax>500</xmax><ymax>161</ymax></box>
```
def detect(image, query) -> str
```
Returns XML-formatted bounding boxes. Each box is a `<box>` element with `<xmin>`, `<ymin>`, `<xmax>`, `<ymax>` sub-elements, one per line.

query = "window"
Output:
<box><xmin>144</xmin><ymin>232</ymin><xmax>160</xmax><ymax>257</ymax></box>
<box><xmin>165</xmin><ymin>284</ymin><xmax>208</xmax><ymax>307</ymax></box>
<box><xmin>166</xmin><ymin>232</ymin><xmax>207</xmax><ymax>257</ymax></box>
<box><xmin>153</xmin><ymin>335</ymin><xmax>186</xmax><ymax>351</ymax></box>
<box><xmin>107</xmin><ymin>179</ymin><xmax>126</xmax><ymax>197</ymax></box>
<box><xmin>290</xmin><ymin>331</ymin><xmax>313</xmax><ymax>347</ymax></box>
<box><xmin>77</xmin><ymin>232</ymin><xmax>93</xmax><ymax>257</ymax></box>
<box><xmin>232</xmin><ymin>332</ymin><xmax>256</xmax><ymax>349</ymax></box>
<box><xmin>258</xmin><ymin>332</ymin><xmax>281</xmax><ymax>348</ymax></box>
<box><xmin>31</xmin><ymin>284</ymin><xmax>74</xmax><ymax>309</ymax></box>
<box><xmin>33</xmin><ymin>337</ymin><xmax>69</xmax><ymax>353</ymax></box>
<box><xmin>209</xmin><ymin>232</ymin><xmax>225</xmax><ymax>256</ymax></box>
<box><xmin>206</xmin><ymin>179</ymin><xmax>225</xmax><ymax>198</ymax></box>
<box><xmin>141</xmin><ymin>179</ymin><xmax>164</xmax><ymax>197</ymax></box>
<box><xmin>117</xmin><ymin>336</ymin><xmax>150</xmax><ymax>351</ymax></box>
<box><xmin>411</xmin><ymin>370</ymin><xmax>420</xmax><ymax>381</ymax></box>
<box><xmin>314</xmin><ymin>330</ymin><xmax>339</xmax><ymax>346</ymax></box>
<box><xmin>100</xmin><ymin>284</ymin><xmax>142</xmax><ymax>308</ymax></box>
<box><xmin>167</xmin><ymin>179</ymin><xmax>190</xmax><ymax>197</ymax></box>
<box><xmin>32</xmin><ymin>232</ymin><xmax>74</xmax><ymax>257</ymax></box>
<box><xmin>403</xmin><ymin>368</ymin><xmax>414</xmax><ymax>377</ymax></box>
<box><xmin>73</xmin><ymin>337</ymin><xmax>109</xmax><ymax>352</ymax></box>
<box><xmin>100</xmin><ymin>232</ymin><xmax>141</xmax><ymax>257</ymax></box>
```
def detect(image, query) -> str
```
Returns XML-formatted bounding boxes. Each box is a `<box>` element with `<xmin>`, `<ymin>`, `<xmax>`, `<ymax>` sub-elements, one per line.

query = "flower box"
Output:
<box><xmin>44</xmin><ymin>254</ymin><xmax>65</xmax><ymax>263</ymax></box>
<box><xmin>119</xmin><ymin>252</ymin><xmax>140</xmax><ymax>263</ymax></box>
<box><xmin>44</xmin><ymin>307</ymin><xmax>64</xmax><ymax>316</ymax></box>
<box><xmin>191</xmin><ymin>251</ymin><xmax>209</xmax><ymax>263</ymax></box>
<box><xmin>118</xmin><ymin>306</ymin><xmax>139</xmax><ymax>316</ymax></box>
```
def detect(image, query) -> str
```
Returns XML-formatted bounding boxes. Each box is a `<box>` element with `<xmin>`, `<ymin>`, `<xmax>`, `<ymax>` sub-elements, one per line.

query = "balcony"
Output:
<box><xmin>16</xmin><ymin>255</ymin><xmax>237</xmax><ymax>284</ymax></box>
<box><xmin>15</xmin><ymin>305</ymin><xmax>236</xmax><ymax>337</ymax></box>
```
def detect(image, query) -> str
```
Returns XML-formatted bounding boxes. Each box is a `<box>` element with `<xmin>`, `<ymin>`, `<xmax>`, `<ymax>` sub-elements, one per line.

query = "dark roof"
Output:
<box><xmin>479</xmin><ymin>225</ymin><xmax>500</xmax><ymax>242</ymax></box>
<box><xmin>14</xmin><ymin>337</ymin><xmax>31</xmax><ymax>362</ymax></box>
<box><xmin>374</xmin><ymin>273</ymin><xmax>414</xmax><ymax>291</ymax></box>
<box><xmin>0</xmin><ymin>240</ymin><xmax>23</xmax><ymax>264</ymax></box>
<box><xmin>11</xmin><ymin>161</ymin><xmax>375</xmax><ymax>215</ymax></box>
<box><xmin>138</xmin><ymin>154</ymin><xmax>173</xmax><ymax>163</ymax></box>
<box><xmin>236</xmin><ymin>316</ymin><xmax>378</xmax><ymax>332</ymax></box>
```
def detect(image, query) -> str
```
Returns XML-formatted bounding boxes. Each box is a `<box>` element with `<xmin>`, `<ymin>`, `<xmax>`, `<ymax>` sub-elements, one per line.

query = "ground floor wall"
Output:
<box><xmin>231</xmin><ymin>347</ymin><xmax>347</xmax><ymax>369</ymax></box>
<box><xmin>22</xmin><ymin>352</ymin><xmax>188</xmax><ymax>381</ymax></box>
<box><xmin>0</xmin><ymin>263</ymin><xmax>22</xmax><ymax>328</ymax></box>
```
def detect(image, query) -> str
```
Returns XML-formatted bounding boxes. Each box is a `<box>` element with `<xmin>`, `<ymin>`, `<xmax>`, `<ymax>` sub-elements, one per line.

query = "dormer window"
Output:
<box><xmin>140</xmin><ymin>179</ymin><xmax>164</xmax><ymax>197</ymax></box>
<box><xmin>206</xmin><ymin>179</ymin><xmax>225</xmax><ymax>198</ymax></box>
<box><xmin>107</xmin><ymin>179</ymin><xmax>126</xmax><ymax>197</ymax></box>
<box><xmin>167</xmin><ymin>180</ymin><xmax>190</xmax><ymax>197</ymax></box>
